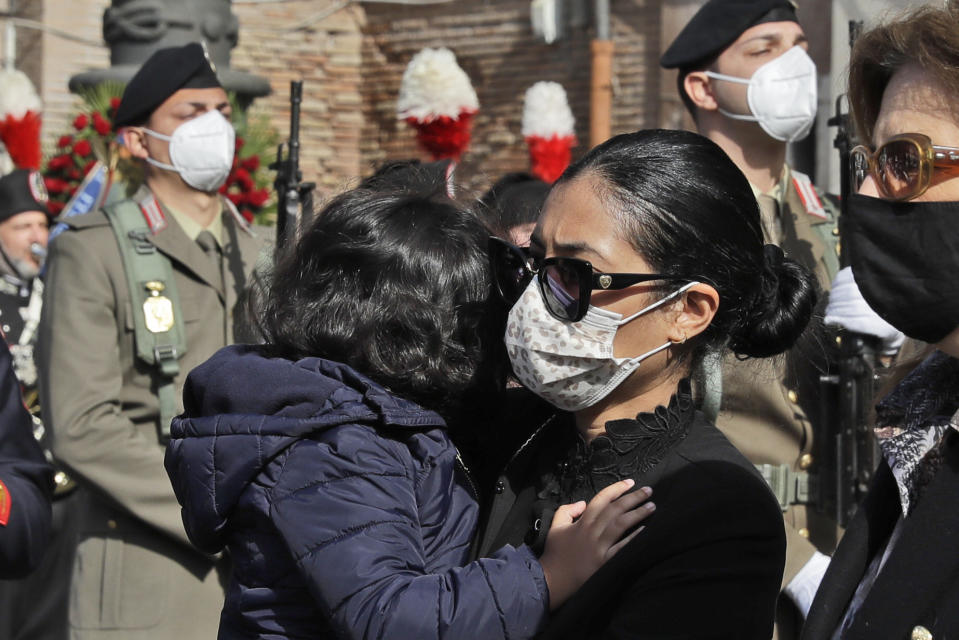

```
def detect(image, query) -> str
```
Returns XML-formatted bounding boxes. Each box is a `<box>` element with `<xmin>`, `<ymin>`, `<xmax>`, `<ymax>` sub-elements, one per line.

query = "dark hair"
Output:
<box><xmin>556</xmin><ymin>128</ymin><xmax>818</xmax><ymax>362</ymax></box>
<box><xmin>260</xmin><ymin>186</ymin><xmax>504</xmax><ymax>418</ymax></box>
<box><xmin>360</xmin><ymin>159</ymin><xmax>455</xmax><ymax>198</ymax></box>
<box><xmin>479</xmin><ymin>172</ymin><xmax>551</xmax><ymax>237</ymax></box>
<box><xmin>848</xmin><ymin>0</ymin><xmax>959</xmax><ymax>143</ymax></box>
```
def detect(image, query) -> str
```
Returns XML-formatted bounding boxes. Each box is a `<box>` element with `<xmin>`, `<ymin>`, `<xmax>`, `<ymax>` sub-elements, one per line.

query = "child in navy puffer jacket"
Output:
<box><xmin>165</xmin><ymin>174</ymin><xmax>652</xmax><ymax>640</ymax></box>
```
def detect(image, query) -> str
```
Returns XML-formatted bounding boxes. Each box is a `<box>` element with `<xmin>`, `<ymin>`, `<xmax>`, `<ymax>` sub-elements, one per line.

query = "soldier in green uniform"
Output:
<box><xmin>38</xmin><ymin>43</ymin><xmax>267</xmax><ymax>640</ymax></box>
<box><xmin>661</xmin><ymin>2</ymin><xmax>840</xmax><ymax>638</ymax></box>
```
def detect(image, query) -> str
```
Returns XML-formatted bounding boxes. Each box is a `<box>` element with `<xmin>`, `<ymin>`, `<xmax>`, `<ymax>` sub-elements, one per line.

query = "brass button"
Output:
<box><xmin>832</xmin><ymin>226</ymin><xmax>840</xmax><ymax>236</ymax></box>
<box><xmin>107</xmin><ymin>519</ymin><xmax>117</xmax><ymax>530</ymax></box>
<box><xmin>911</xmin><ymin>626</ymin><xmax>932</xmax><ymax>640</ymax></box>
<box><xmin>798</xmin><ymin>527</ymin><xmax>810</xmax><ymax>539</ymax></box>
<box><xmin>799</xmin><ymin>454</ymin><xmax>814</xmax><ymax>470</ymax></box>
<box><xmin>787</xmin><ymin>390</ymin><xmax>799</xmax><ymax>404</ymax></box>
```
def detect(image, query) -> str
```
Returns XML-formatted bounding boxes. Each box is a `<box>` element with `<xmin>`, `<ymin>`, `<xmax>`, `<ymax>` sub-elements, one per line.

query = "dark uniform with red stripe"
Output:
<box><xmin>0</xmin><ymin>338</ymin><xmax>53</xmax><ymax>579</ymax></box>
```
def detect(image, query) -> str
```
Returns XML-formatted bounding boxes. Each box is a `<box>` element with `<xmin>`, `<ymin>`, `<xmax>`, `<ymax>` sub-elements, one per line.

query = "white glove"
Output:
<box><xmin>824</xmin><ymin>267</ymin><xmax>905</xmax><ymax>355</ymax></box>
<box><xmin>784</xmin><ymin>551</ymin><xmax>831</xmax><ymax>619</ymax></box>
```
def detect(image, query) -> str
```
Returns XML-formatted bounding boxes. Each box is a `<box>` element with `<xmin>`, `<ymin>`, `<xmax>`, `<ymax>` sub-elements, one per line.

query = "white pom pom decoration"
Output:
<box><xmin>397</xmin><ymin>47</ymin><xmax>479</xmax><ymax>122</ymax></box>
<box><xmin>522</xmin><ymin>81</ymin><xmax>574</xmax><ymax>139</ymax></box>
<box><xmin>0</xmin><ymin>70</ymin><xmax>41</xmax><ymax>119</ymax></box>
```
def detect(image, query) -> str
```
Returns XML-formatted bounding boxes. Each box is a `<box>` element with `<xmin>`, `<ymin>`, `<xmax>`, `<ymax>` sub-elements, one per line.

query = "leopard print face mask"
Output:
<box><xmin>504</xmin><ymin>278</ymin><xmax>696</xmax><ymax>412</ymax></box>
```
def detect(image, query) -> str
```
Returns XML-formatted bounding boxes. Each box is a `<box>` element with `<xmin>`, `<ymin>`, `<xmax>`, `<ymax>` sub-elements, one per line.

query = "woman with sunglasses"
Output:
<box><xmin>802</xmin><ymin>4</ymin><xmax>959</xmax><ymax>639</ymax></box>
<box><xmin>478</xmin><ymin>127</ymin><xmax>820</xmax><ymax>639</ymax></box>
<box><xmin>163</xmin><ymin>172</ymin><xmax>655</xmax><ymax>640</ymax></box>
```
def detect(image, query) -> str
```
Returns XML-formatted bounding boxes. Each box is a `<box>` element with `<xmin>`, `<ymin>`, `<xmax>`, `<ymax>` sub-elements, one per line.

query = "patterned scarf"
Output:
<box><xmin>874</xmin><ymin>351</ymin><xmax>959</xmax><ymax>516</ymax></box>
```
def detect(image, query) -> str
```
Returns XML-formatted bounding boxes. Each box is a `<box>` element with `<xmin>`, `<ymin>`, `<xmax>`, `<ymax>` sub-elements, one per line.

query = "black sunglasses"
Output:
<box><xmin>489</xmin><ymin>236</ymin><xmax>688</xmax><ymax>322</ymax></box>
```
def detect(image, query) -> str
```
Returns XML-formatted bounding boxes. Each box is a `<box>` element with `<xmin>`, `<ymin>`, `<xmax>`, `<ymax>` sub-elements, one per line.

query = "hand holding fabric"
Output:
<box><xmin>539</xmin><ymin>480</ymin><xmax>654</xmax><ymax>610</ymax></box>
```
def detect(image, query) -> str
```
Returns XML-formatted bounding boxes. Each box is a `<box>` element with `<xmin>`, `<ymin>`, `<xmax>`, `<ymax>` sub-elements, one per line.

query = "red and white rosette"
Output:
<box><xmin>522</xmin><ymin>81</ymin><xmax>576</xmax><ymax>183</ymax></box>
<box><xmin>0</xmin><ymin>70</ymin><xmax>42</xmax><ymax>170</ymax></box>
<box><xmin>397</xmin><ymin>47</ymin><xmax>479</xmax><ymax>161</ymax></box>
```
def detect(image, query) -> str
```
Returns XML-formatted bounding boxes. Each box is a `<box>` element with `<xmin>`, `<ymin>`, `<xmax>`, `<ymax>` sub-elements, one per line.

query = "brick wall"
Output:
<box><xmin>23</xmin><ymin>0</ymin><xmax>664</xmax><ymax>201</ymax></box>
<box><xmin>359</xmin><ymin>0</ymin><xmax>661</xmax><ymax>195</ymax></box>
<box><xmin>6</xmin><ymin>0</ymin><xmax>44</xmax><ymax>93</ymax></box>
<box><xmin>231</xmin><ymin>1</ymin><xmax>368</xmax><ymax>198</ymax></box>
<box><xmin>234</xmin><ymin>0</ymin><xmax>664</xmax><ymax>199</ymax></box>
<box><xmin>37</xmin><ymin>0</ymin><xmax>110</xmax><ymax>155</ymax></box>
<box><xmin>0</xmin><ymin>0</ymin><xmax>109</xmax><ymax>155</ymax></box>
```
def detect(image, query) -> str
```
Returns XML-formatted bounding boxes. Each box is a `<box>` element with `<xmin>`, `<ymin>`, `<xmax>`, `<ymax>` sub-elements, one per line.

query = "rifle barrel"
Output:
<box><xmin>289</xmin><ymin>81</ymin><xmax>303</xmax><ymax>183</ymax></box>
<box><xmin>274</xmin><ymin>80</ymin><xmax>315</xmax><ymax>253</ymax></box>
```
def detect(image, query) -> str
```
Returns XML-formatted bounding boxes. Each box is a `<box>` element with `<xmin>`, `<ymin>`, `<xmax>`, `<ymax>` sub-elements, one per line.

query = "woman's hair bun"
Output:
<box><xmin>729</xmin><ymin>244</ymin><xmax>819</xmax><ymax>358</ymax></box>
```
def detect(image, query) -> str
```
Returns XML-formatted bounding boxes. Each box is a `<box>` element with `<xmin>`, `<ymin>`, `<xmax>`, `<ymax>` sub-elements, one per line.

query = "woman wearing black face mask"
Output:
<box><xmin>801</xmin><ymin>4</ymin><xmax>959</xmax><ymax>640</ymax></box>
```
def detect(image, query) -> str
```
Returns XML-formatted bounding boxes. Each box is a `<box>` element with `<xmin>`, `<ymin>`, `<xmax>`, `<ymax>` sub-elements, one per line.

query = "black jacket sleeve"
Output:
<box><xmin>0</xmin><ymin>340</ymin><xmax>54</xmax><ymax>578</ymax></box>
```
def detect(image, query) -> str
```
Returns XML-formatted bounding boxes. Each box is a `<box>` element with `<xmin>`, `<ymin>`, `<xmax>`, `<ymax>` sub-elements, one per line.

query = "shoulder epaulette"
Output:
<box><xmin>791</xmin><ymin>170</ymin><xmax>829</xmax><ymax>221</ymax></box>
<box><xmin>59</xmin><ymin>208</ymin><xmax>110</xmax><ymax>230</ymax></box>
<box><xmin>137</xmin><ymin>192</ymin><xmax>167</xmax><ymax>234</ymax></box>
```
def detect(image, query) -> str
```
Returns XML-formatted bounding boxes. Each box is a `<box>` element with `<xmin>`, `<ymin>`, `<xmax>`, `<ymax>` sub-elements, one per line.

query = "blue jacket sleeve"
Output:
<box><xmin>0</xmin><ymin>340</ymin><xmax>54</xmax><ymax>579</ymax></box>
<box><xmin>269</xmin><ymin>426</ymin><xmax>549</xmax><ymax>640</ymax></box>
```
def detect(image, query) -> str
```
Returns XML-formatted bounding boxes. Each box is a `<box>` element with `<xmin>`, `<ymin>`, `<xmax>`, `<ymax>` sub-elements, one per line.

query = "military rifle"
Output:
<box><xmin>819</xmin><ymin>20</ymin><xmax>881</xmax><ymax>528</ymax></box>
<box><xmin>271</xmin><ymin>81</ymin><xmax>315</xmax><ymax>252</ymax></box>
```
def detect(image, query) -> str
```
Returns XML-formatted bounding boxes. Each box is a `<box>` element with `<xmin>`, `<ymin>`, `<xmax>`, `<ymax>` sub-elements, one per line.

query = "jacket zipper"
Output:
<box><xmin>454</xmin><ymin>448</ymin><xmax>479</xmax><ymax>500</ymax></box>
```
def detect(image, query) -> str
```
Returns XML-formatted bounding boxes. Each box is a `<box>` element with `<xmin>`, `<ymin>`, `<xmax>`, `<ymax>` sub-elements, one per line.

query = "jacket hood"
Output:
<box><xmin>164</xmin><ymin>344</ymin><xmax>446</xmax><ymax>553</ymax></box>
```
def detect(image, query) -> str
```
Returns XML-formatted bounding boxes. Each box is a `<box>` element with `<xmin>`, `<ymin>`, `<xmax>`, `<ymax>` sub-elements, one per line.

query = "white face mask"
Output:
<box><xmin>505</xmin><ymin>278</ymin><xmax>698</xmax><ymax>412</ymax></box>
<box><xmin>143</xmin><ymin>110</ymin><xmax>236</xmax><ymax>192</ymax></box>
<box><xmin>705</xmin><ymin>45</ymin><xmax>817</xmax><ymax>143</ymax></box>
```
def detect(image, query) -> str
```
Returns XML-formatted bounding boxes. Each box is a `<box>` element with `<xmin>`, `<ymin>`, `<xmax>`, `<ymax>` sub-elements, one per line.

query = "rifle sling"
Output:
<box><xmin>104</xmin><ymin>199</ymin><xmax>187</xmax><ymax>444</ymax></box>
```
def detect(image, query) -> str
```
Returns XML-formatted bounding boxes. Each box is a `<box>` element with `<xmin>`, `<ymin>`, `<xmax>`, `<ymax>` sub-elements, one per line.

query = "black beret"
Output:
<box><xmin>0</xmin><ymin>170</ymin><xmax>50</xmax><ymax>223</ymax></box>
<box><xmin>113</xmin><ymin>42</ymin><xmax>222</xmax><ymax>129</ymax></box>
<box><xmin>661</xmin><ymin>0</ymin><xmax>798</xmax><ymax>70</ymax></box>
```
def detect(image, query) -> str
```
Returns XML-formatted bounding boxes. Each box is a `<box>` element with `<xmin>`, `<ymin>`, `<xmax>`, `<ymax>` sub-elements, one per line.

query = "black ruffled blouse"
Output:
<box><xmin>523</xmin><ymin>378</ymin><xmax>695</xmax><ymax>553</ymax></box>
